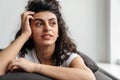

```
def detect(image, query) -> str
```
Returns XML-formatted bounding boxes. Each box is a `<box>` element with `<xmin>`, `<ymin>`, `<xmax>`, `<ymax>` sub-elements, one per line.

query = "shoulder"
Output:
<box><xmin>62</xmin><ymin>53</ymin><xmax>80</xmax><ymax>67</ymax></box>
<box><xmin>69</xmin><ymin>54</ymin><xmax>86</xmax><ymax>68</ymax></box>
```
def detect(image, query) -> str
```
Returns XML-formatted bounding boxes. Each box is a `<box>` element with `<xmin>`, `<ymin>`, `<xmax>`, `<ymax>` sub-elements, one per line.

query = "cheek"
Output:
<box><xmin>31</xmin><ymin>28</ymin><xmax>41</xmax><ymax>37</ymax></box>
<box><xmin>32</xmin><ymin>31</ymin><xmax>41</xmax><ymax>43</ymax></box>
<box><xmin>54</xmin><ymin>27</ymin><xmax>59</xmax><ymax>37</ymax></box>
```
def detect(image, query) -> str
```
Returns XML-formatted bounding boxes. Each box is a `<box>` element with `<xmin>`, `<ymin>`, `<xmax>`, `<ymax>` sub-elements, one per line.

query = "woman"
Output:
<box><xmin>0</xmin><ymin>0</ymin><xmax>96</xmax><ymax>80</ymax></box>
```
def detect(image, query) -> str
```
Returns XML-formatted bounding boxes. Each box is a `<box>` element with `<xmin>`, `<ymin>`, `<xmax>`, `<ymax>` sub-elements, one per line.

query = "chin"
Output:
<box><xmin>42</xmin><ymin>42</ymin><xmax>55</xmax><ymax>46</ymax></box>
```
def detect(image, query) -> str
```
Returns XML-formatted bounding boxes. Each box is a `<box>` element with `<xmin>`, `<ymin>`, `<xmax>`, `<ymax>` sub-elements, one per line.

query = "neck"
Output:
<box><xmin>35</xmin><ymin>44</ymin><xmax>55</xmax><ymax>64</ymax></box>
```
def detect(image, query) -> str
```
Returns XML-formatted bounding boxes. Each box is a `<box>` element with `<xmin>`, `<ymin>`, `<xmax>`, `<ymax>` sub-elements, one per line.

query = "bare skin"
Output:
<box><xmin>0</xmin><ymin>11</ymin><xmax>96</xmax><ymax>80</ymax></box>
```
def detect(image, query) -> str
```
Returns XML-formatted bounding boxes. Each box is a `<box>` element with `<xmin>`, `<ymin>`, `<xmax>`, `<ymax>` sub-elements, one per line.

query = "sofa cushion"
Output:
<box><xmin>0</xmin><ymin>72</ymin><xmax>52</xmax><ymax>80</ymax></box>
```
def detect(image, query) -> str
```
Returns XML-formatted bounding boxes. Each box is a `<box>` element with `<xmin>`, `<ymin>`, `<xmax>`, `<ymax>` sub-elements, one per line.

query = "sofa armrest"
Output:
<box><xmin>98</xmin><ymin>68</ymin><xmax>118</xmax><ymax>80</ymax></box>
<box><xmin>94</xmin><ymin>69</ymin><xmax>113</xmax><ymax>80</ymax></box>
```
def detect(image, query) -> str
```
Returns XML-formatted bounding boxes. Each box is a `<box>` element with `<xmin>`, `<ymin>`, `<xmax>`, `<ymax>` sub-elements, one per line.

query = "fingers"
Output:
<box><xmin>8</xmin><ymin>59</ymin><xmax>19</xmax><ymax>72</ymax></box>
<box><xmin>21</xmin><ymin>11</ymin><xmax>35</xmax><ymax>37</ymax></box>
<box><xmin>21</xmin><ymin>11</ymin><xmax>35</xmax><ymax>23</ymax></box>
<box><xmin>21</xmin><ymin>11</ymin><xmax>35</xmax><ymax>26</ymax></box>
<box><xmin>8</xmin><ymin>58</ymin><xmax>35</xmax><ymax>73</ymax></box>
<box><xmin>21</xmin><ymin>11</ymin><xmax>35</xmax><ymax>17</ymax></box>
<box><xmin>12</xmin><ymin>66</ymin><xmax>19</xmax><ymax>70</ymax></box>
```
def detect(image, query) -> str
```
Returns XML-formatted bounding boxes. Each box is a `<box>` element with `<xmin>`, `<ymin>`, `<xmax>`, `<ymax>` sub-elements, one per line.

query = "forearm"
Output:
<box><xmin>0</xmin><ymin>33</ymin><xmax>29</xmax><ymax>75</ymax></box>
<box><xmin>34</xmin><ymin>64</ymin><xmax>95</xmax><ymax>80</ymax></box>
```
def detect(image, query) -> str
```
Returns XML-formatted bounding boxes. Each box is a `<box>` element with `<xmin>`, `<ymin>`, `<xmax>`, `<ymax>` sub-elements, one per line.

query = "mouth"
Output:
<box><xmin>41</xmin><ymin>34</ymin><xmax>53</xmax><ymax>40</ymax></box>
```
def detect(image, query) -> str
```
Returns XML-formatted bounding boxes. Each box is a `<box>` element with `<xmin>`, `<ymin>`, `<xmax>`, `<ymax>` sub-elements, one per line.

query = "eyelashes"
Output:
<box><xmin>34</xmin><ymin>21</ymin><xmax>57</xmax><ymax>27</ymax></box>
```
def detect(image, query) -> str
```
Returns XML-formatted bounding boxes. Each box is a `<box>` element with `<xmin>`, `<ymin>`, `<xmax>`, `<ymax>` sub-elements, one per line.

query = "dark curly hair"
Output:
<box><xmin>15</xmin><ymin>0</ymin><xmax>79</xmax><ymax>66</ymax></box>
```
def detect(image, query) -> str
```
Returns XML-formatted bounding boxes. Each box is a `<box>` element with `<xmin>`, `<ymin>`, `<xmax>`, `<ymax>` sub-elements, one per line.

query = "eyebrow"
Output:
<box><xmin>33</xmin><ymin>18</ymin><xmax>57</xmax><ymax>22</ymax></box>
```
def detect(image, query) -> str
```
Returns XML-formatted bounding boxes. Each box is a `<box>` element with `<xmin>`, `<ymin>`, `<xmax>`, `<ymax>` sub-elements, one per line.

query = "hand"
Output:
<box><xmin>8</xmin><ymin>58</ymin><xmax>35</xmax><ymax>73</ymax></box>
<box><xmin>21</xmin><ymin>11</ymin><xmax>35</xmax><ymax>38</ymax></box>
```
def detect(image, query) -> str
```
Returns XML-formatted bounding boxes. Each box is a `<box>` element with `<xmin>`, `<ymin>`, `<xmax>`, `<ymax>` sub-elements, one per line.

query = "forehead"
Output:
<box><xmin>33</xmin><ymin>11</ymin><xmax>57</xmax><ymax>20</ymax></box>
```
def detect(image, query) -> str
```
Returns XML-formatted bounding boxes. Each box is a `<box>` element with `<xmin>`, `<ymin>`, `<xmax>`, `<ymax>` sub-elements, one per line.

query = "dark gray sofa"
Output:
<box><xmin>0</xmin><ymin>49</ymin><xmax>114</xmax><ymax>80</ymax></box>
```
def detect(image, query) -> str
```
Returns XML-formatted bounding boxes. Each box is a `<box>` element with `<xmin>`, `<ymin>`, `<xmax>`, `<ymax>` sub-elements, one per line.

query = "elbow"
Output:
<box><xmin>86</xmin><ymin>72</ymin><xmax>96</xmax><ymax>80</ymax></box>
<box><xmin>83</xmin><ymin>76</ymin><xmax>96</xmax><ymax>80</ymax></box>
<box><xmin>77</xmin><ymin>71</ymin><xmax>96</xmax><ymax>80</ymax></box>
<box><xmin>78</xmin><ymin>75</ymin><xmax>96</xmax><ymax>80</ymax></box>
<box><xmin>70</xmin><ymin>76</ymin><xmax>96</xmax><ymax>80</ymax></box>
<box><xmin>69</xmin><ymin>73</ymin><xmax>96</xmax><ymax>80</ymax></box>
<box><xmin>89</xmin><ymin>75</ymin><xmax>96</xmax><ymax>80</ymax></box>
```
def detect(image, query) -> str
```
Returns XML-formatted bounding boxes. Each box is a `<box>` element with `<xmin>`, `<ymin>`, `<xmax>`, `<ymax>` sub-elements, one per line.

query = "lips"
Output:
<box><xmin>41</xmin><ymin>34</ymin><xmax>53</xmax><ymax>40</ymax></box>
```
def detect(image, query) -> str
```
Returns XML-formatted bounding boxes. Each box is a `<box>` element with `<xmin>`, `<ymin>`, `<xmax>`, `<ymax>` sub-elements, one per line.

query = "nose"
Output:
<box><xmin>43</xmin><ymin>23</ymin><xmax>51</xmax><ymax>32</ymax></box>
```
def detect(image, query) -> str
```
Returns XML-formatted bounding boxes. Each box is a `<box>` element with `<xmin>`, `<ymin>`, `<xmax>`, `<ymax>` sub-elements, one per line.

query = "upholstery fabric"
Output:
<box><xmin>0</xmin><ymin>72</ymin><xmax>52</xmax><ymax>80</ymax></box>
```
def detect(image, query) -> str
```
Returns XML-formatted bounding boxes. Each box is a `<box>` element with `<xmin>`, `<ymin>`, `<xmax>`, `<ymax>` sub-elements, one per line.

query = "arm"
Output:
<box><xmin>35</xmin><ymin>56</ymin><xmax>96</xmax><ymax>80</ymax></box>
<box><xmin>8</xmin><ymin>56</ymin><xmax>96</xmax><ymax>80</ymax></box>
<box><xmin>0</xmin><ymin>11</ymin><xmax>34</xmax><ymax>75</ymax></box>
<box><xmin>0</xmin><ymin>34</ymin><xmax>29</xmax><ymax>75</ymax></box>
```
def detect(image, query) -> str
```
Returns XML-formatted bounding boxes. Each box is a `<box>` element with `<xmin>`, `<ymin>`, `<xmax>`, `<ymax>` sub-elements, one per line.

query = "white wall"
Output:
<box><xmin>0</xmin><ymin>0</ymin><xmax>28</xmax><ymax>48</ymax></box>
<box><xmin>60</xmin><ymin>0</ymin><xmax>108</xmax><ymax>62</ymax></box>
<box><xmin>61</xmin><ymin>0</ymin><xmax>98</xmax><ymax>60</ymax></box>
<box><xmin>96</xmin><ymin>0</ymin><xmax>109</xmax><ymax>62</ymax></box>
<box><xmin>0</xmin><ymin>0</ymin><xmax>109</xmax><ymax>62</ymax></box>
<box><xmin>110</xmin><ymin>0</ymin><xmax>120</xmax><ymax>64</ymax></box>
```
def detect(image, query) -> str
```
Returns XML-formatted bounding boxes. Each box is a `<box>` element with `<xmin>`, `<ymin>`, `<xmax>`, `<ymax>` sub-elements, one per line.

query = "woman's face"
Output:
<box><xmin>31</xmin><ymin>11</ymin><xmax>58</xmax><ymax>46</ymax></box>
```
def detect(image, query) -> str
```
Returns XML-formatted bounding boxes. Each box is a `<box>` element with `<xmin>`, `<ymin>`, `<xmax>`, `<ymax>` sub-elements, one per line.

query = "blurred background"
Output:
<box><xmin>0</xmin><ymin>0</ymin><xmax>120</xmax><ymax>64</ymax></box>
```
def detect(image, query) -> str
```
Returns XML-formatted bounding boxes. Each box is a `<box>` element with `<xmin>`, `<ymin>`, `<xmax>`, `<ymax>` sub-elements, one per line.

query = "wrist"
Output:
<box><xmin>33</xmin><ymin>63</ymin><xmax>42</xmax><ymax>73</ymax></box>
<box><xmin>20</xmin><ymin>33</ymin><xmax>31</xmax><ymax>40</ymax></box>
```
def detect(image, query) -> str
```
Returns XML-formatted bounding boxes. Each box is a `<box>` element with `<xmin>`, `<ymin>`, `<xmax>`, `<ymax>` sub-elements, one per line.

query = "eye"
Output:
<box><xmin>50</xmin><ymin>22</ymin><xmax>56</xmax><ymax>26</ymax></box>
<box><xmin>35</xmin><ymin>22</ymin><xmax>43</xmax><ymax>27</ymax></box>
